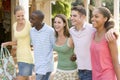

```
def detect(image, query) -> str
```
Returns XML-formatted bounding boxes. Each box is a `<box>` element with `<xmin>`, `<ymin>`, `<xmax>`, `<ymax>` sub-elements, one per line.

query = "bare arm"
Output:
<box><xmin>1</xmin><ymin>41</ymin><xmax>17</xmax><ymax>47</ymax></box>
<box><xmin>108</xmin><ymin>39</ymin><xmax>120</xmax><ymax>80</ymax></box>
<box><xmin>69</xmin><ymin>36</ymin><xmax>77</xmax><ymax>61</ymax></box>
<box><xmin>68</xmin><ymin>36</ymin><xmax>74</xmax><ymax>48</ymax></box>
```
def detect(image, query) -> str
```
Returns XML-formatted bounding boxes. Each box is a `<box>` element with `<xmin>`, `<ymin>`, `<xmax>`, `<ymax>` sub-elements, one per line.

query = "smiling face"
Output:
<box><xmin>53</xmin><ymin>14</ymin><xmax>70</xmax><ymax>37</ymax></box>
<box><xmin>15</xmin><ymin>10</ymin><xmax>25</xmax><ymax>24</ymax></box>
<box><xmin>30</xmin><ymin>13</ymin><xmax>40</xmax><ymax>27</ymax></box>
<box><xmin>29</xmin><ymin>10</ymin><xmax>44</xmax><ymax>29</ymax></box>
<box><xmin>70</xmin><ymin>10</ymin><xmax>83</xmax><ymax>27</ymax></box>
<box><xmin>70</xmin><ymin>6</ymin><xmax>86</xmax><ymax>28</ymax></box>
<box><xmin>54</xmin><ymin>17</ymin><xmax>65</xmax><ymax>33</ymax></box>
<box><xmin>91</xmin><ymin>9</ymin><xmax>107</xmax><ymax>29</ymax></box>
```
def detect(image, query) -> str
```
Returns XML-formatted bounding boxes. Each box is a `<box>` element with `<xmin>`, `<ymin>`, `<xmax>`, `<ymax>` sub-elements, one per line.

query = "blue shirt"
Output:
<box><xmin>30</xmin><ymin>23</ymin><xmax>55</xmax><ymax>74</ymax></box>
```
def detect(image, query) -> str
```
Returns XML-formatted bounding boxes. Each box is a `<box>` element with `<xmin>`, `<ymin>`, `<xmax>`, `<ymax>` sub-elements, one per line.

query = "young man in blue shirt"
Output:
<box><xmin>30</xmin><ymin>10</ymin><xmax>55</xmax><ymax>80</ymax></box>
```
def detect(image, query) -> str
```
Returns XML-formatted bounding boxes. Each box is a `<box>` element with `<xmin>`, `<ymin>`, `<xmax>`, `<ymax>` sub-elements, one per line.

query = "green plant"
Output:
<box><xmin>52</xmin><ymin>0</ymin><xmax>71</xmax><ymax>19</ymax></box>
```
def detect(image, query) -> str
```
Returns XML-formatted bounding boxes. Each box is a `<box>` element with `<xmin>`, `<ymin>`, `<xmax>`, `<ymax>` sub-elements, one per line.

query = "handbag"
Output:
<box><xmin>0</xmin><ymin>46</ymin><xmax>16</xmax><ymax>80</ymax></box>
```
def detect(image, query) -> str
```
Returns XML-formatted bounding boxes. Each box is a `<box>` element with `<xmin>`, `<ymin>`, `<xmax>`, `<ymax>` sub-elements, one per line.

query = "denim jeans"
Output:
<box><xmin>36</xmin><ymin>72</ymin><xmax>51</xmax><ymax>80</ymax></box>
<box><xmin>78</xmin><ymin>70</ymin><xmax>92</xmax><ymax>80</ymax></box>
<box><xmin>18</xmin><ymin>62</ymin><xmax>34</xmax><ymax>76</ymax></box>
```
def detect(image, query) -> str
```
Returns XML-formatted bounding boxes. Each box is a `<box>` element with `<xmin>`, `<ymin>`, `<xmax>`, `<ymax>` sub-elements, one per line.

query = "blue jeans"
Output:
<box><xmin>78</xmin><ymin>70</ymin><xmax>92</xmax><ymax>80</ymax></box>
<box><xmin>18</xmin><ymin>62</ymin><xmax>34</xmax><ymax>76</ymax></box>
<box><xmin>36</xmin><ymin>72</ymin><xmax>51</xmax><ymax>80</ymax></box>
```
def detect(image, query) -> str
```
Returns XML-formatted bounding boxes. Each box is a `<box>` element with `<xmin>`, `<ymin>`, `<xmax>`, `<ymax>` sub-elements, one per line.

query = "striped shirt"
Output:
<box><xmin>30</xmin><ymin>23</ymin><xmax>55</xmax><ymax>74</ymax></box>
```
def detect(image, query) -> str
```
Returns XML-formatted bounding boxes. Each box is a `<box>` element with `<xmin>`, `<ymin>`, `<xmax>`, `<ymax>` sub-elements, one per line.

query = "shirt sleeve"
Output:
<box><xmin>50</xmin><ymin>28</ymin><xmax>55</xmax><ymax>47</ymax></box>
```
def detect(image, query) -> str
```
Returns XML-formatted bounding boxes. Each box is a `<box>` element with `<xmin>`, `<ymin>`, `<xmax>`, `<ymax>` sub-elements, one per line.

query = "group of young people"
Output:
<box><xmin>1</xmin><ymin>4</ymin><xmax>120</xmax><ymax>80</ymax></box>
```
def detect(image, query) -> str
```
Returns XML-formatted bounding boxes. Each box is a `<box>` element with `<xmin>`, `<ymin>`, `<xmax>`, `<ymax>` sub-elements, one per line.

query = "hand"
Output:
<box><xmin>105</xmin><ymin>28</ymin><xmax>119</xmax><ymax>42</ymax></box>
<box><xmin>70</xmin><ymin>54</ymin><xmax>77</xmax><ymax>61</ymax></box>
<box><xmin>1</xmin><ymin>43</ymin><xmax>8</xmax><ymax>47</ymax></box>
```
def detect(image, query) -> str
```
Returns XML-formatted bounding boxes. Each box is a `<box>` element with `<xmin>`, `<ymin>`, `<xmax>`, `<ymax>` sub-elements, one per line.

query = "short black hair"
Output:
<box><xmin>32</xmin><ymin>10</ymin><xmax>44</xmax><ymax>21</ymax></box>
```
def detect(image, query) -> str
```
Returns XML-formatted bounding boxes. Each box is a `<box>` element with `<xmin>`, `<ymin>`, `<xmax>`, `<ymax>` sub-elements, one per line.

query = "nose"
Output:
<box><xmin>70</xmin><ymin>15</ymin><xmax>73</xmax><ymax>19</ymax></box>
<box><xmin>54</xmin><ymin>22</ymin><xmax>58</xmax><ymax>27</ymax></box>
<box><xmin>91</xmin><ymin>17</ymin><xmax>94</xmax><ymax>22</ymax></box>
<box><xmin>70</xmin><ymin>16</ymin><xmax>73</xmax><ymax>21</ymax></box>
<box><xmin>29</xmin><ymin>19</ymin><xmax>32</xmax><ymax>22</ymax></box>
<box><xmin>19</xmin><ymin>16</ymin><xmax>24</xmax><ymax>21</ymax></box>
<box><xmin>29</xmin><ymin>18</ymin><xmax>33</xmax><ymax>23</ymax></box>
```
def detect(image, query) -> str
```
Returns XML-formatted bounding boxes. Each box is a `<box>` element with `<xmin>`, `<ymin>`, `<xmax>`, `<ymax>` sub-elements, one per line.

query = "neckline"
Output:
<box><xmin>15</xmin><ymin>21</ymin><xmax>26</xmax><ymax>32</ymax></box>
<box><xmin>55</xmin><ymin>38</ymin><xmax>68</xmax><ymax>47</ymax></box>
<box><xmin>93</xmin><ymin>32</ymin><xmax>105</xmax><ymax>43</ymax></box>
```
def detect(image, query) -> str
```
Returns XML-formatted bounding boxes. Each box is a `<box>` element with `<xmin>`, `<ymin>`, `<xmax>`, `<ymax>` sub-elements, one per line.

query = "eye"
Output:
<box><xmin>58</xmin><ymin>22</ymin><xmax>61</xmax><ymax>24</ymax></box>
<box><xmin>22</xmin><ymin>15</ymin><xmax>24</xmax><ymax>17</ymax></box>
<box><xmin>91</xmin><ymin>15</ymin><xmax>94</xmax><ymax>18</ymax></box>
<box><xmin>16</xmin><ymin>15</ymin><xmax>20</xmax><ymax>17</ymax></box>
<box><xmin>54</xmin><ymin>21</ymin><xmax>56</xmax><ymax>23</ymax></box>
<box><xmin>95</xmin><ymin>15</ymin><xmax>99</xmax><ymax>18</ymax></box>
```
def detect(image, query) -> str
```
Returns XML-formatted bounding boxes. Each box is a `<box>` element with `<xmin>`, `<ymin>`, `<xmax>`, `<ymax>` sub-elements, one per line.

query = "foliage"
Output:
<box><xmin>71</xmin><ymin>0</ymin><xmax>84</xmax><ymax>6</ymax></box>
<box><xmin>52</xmin><ymin>0</ymin><xmax>71</xmax><ymax>19</ymax></box>
<box><xmin>90</xmin><ymin>0</ymin><xmax>95</xmax><ymax>6</ymax></box>
<box><xmin>102</xmin><ymin>0</ymin><xmax>113</xmax><ymax>14</ymax></box>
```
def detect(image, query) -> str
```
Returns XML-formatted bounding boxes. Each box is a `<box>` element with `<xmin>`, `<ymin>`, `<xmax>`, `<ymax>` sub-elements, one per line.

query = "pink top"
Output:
<box><xmin>90</xmin><ymin>33</ymin><xmax>116</xmax><ymax>80</ymax></box>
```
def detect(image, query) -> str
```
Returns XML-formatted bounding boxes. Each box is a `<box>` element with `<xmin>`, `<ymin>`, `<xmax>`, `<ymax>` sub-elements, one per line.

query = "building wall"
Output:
<box><xmin>36</xmin><ymin>0</ymin><xmax>52</xmax><ymax>25</ymax></box>
<box><xmin>11</xmin><ymin>0</ymin><xmax>17</xmax><ymax>41</ymax></box>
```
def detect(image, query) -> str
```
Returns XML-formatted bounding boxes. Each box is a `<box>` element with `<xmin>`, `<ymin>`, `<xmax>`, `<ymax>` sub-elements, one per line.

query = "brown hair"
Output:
<box><xmin>96</xmin><ymin>7</ymin><xmax>114</xmax><ymax>31</ymax></box>
<box><xmin>71</xmin><ymin>5</ymin><xmax>86</xmax><ymax>16</ymax></box>
<box><xmin>54</xmin><ymin>14</ymin><xmax>70</xmax><ymax>38</ymax></box>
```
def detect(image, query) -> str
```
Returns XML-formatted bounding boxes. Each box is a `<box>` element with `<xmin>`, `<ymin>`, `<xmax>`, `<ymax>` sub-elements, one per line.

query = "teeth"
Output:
<box><xmin>92</xmin><ymin>22</ymin><xmax>95</xmax><ymax>24</ymax></box>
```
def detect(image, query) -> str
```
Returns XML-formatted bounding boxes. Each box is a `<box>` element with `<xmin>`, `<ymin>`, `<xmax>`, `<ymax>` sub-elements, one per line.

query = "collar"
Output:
<box><xmin>33</xmin><ymin>23</ymin><xmax>47</xmax><ymax>32</ymax></box>
<box><xmin>73</xmin><ymin>22</ymin><xmax>87</xmax><ymax>31</ymax></box>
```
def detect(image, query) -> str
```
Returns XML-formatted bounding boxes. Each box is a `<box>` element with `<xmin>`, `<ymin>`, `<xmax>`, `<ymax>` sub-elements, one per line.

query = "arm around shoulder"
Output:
<box><xmin>105</xmin><ymin>28</ymin><xmax>119</xmax><ymax>42</ymax></box>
